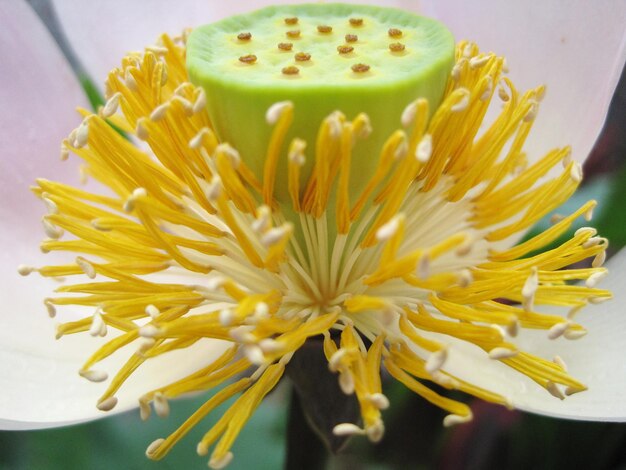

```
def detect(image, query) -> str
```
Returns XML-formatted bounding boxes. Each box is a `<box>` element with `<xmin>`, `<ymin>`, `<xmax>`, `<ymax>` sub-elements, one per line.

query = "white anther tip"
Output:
<box><xmin>443</xmin><ymin>413</ymin><xmax>472</xmax><ymax>427</ymax></box>
<box><xmin>79</xmin><ymin>369</ymin><xmax>108</xmax><ymax>383</ymax></box>
<box><xmin>17</xmin><ymin>264</ymin><xmax>35</xmax><ymax>276</ymax></box>
<box><xmin>488</xmin><ymin>347</ymin><xmax>519</xmax><ymax>360</ymax></box>
<box><xmin>146</xmin><ymin>438</ymin><xmax>165</xmax><ymax>458</ymax></box>
<box><xmin>266</xmin><ymin>101</ymin><xmax>293</xmax><ymax>125</ymax></box>
<box><xmin>209</xmin><ymin>452</ymin><xmax>234</xmax><ymax>469</ymax></box>
<box><xmin>333</xmin><ymin>423</ymin><xmax>364</xmax><ymax>436</ymax></box>
<box><xmin>97</xmin><ymin>396</ymin><xmax>118</xmax><ymax>412</ymax></box>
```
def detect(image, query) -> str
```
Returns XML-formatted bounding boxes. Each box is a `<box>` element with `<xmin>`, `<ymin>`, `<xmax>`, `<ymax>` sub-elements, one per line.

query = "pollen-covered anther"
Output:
<box><xmin>288</xmin><ymin>139</ymin><xmax>306</xmax><ymax>166</ymax></box>
<box><xmin>124</xmin><ymin>68</ymin><xmax>138</xmax><ymax>91</ymax></box>
<box><xmin>89</xmin><ymin>310</ymin><xmax>107</xmax><ymax>337</ymax></box>
<box><xmin>337</xmin><ymin>45</ymin><xmax>354</xmax><ymax>54</ymax></box>
<box><xmin>425</xmin><ymin>348</ymin><xmax>448</xmax><ymax>374</ymax></box>
<box><xmin>417</xmin><ymin>255</ymin><xmax>430</xmax><ymax>280</ymax></box>
<box><xmin>145</xmin><ymin>44</ymin><xmax>169</xmax><ymax>55</ymax></box>
<box><xmin>261</xmin><ymin>225</ymin><xmax>291</xmax><ymax>247</ymax></box>
<box><xmin>389</xmin><ymin>42</ymin><xmax>406</xmax><ymax>52</ymax></box>
<box><xmin>553</xmin><ymin>355</ymin><xmax>568</xmax><ymax>371</ymax></box>
<box><xmin>523</xmin><ymin>100</ymin><xmax>539</xmax><ymax>122</ymax></box>
<box><xmin>366</xmin><ymin>420</ymin><xmax>385</xmax><ymax>442</ymax></box>
<box><xmin>259</xmin><ymin>338</ymin><xmax>282</xmax><ymax>354</ymax></box>
<box><xmin>79</xmin><ymin>369</ymin><xmax>108</xmax><ymax>383</ymax></box>
<box><xmin>123</xmin><ymin>187</ymin><xmax>147</xmax><ymax>212</ymax></box>
<box><xmin>17</xmin><ymin>264</ymin><xmax>35</xmax><ymax>276</ymax></box>
<box><xmin>139</xmin><ymin>399</ymin><xmax>151</xmax><ymax>421</ymax></box>
<box><xmin>547</xmin><ymin>321</ymin><xmax>570</xmax><ymax>340</ymax></box>
<box><xmin>546</xmin><ymin>381</ymin><xmax>565</xmax><ymax>400</ymax></box>
<box><xmin>563</xmin><ymin>327</ymin><xmax>588</xmax><ymax>340</ymax></box>
<box><xmin>401</xmin><ymin>99</ymin><xmax>425</xmax><ymax>127</ymax></box>
<box><xmin>238</xmin><ymin>54</ymin><xmax>257</xmax><ymax>64</ymax></box>
<box><xmin>443</xmin><ymin>413</ymin><xmax>472</xmax><ymax>427</ymax></box>
<box><xmin>44</xmin><ymin>298</ymin><xmax>56</xmax><ymax>318</ymax></box>
<box><xmin>294</xmin><ymin>52</ymin><xmax>311</xmax><ymax>62</ymax></box>
<box><xmin>205</xmin><ymin>175</ymin><xmax>223</xmax><ymax>202</ymax></box>
<box><xmin>367</xmin><ymin>393</ymin><xmax>390</xmax><ymax>410</ymax></box>
<box><xmin>145</xmin><ymin>304</ymin><xmax>160</xmax><ymax>319</ymax></box>
<box><xmin>592</xmin><ymin>250</ymin><xmax>606</xmax><ymax>268</ymax></box>
<box><xmin>189</xmin><ymin>127</ymin><xmax>211</xmax><ymax>149</ymax></box>
<box><xmin>521</xmin><ymin>267</ymin><xmax>539</xmax><ymax>312</ymax></box>
<box><xmin>333</xmin><ymin>423</ymin><xmax>366</xmax><ymax>436</ymax></box>
<box><xmin>146</xmin><ymin>438</ymin><xmax>165</xmax><ymax>458</ymax></box>
<box><xmin>351</xmin><ymin>63</ymin><xmax>371</xmax><ymax>73</ymax></box>
<box><xmin>345</xmin><ymin>34</ymin><xmax>358</xmax><ymax>43</ymax></box>
<box><xmin>229</xmin><ymin>325</ymin><xmax>256</xmax><ymax>343</ymax></box>
<box><xmin>216</xmin><ymin>143</ymin><xmax>241</xmax><ymax>167</ymax></box>
<box><xmin>153</xmin><ymin>392</ymin><xmax>170</xmax><ymax>418</ymax></box>
<box><xmin>415</xmin><ymin>134</ymin><xmax>433</xmax><ymax>163</ymax></box>
<box><xmin>450</xmin><ymin>89</ymin><xmax>470</xmax><ymax>112</ymax></box>
<box><xmin>135</xmin><ymin>118</ymin><xmax>149</xmax><ymax>140</ymax></box>
<box><xmin>317</xmin><ymin>25</ymin><xmax>333</xmax><ymax>33</ymax></box>
<box><xmin>266</xmin><ymin>100</ymin><xmax>294</xmax><ymax>125</ymax></box>
<box><xmin>328</xmin><ymin>348</ymin><xmax>349</xmax><ymax>372</ymax></box>
<box><xmin>469</xmin><ymin>54</ymin><xmax>492</xmax><ymax>69</ymax></box>
<box><xmin>488</xmin><ymin>347</ymin><xmax>519</xmax><ymax>360</ymax></box>
<box><xmin>209</xmin><ymin>451</ymin><xmax>234</xmax><ymax>469</ymax></box>
<box><xmin>506</xmin><ymin>320</ymin><xmax>520</xmax><ymax>338</ymax></box>
<box><xmin>149</xmin><ymin>102</ymin><xmax>170</xmax><ymax>122</ymax></box>
<box><xmin>388</xmin><ymin>28</ymin><xmax>403</xmax><ymax>38</ymax></box>
<box><xmin>76</xmin><ymin>256</ymin><xmax>96</xmax><ymax>279</ymax></box>
<box><xmin>139</xmin><ymin>324</ymin><xmax>162</xmax><ymax>338</ymax></box>
<box><xmin>586</xmin><ymin>271</ymin><xmax>607</xmax><ymax>288</ymax></box>
<box><xmin>237</xmin><ymin>32</ymin><xmax>252</xmax><ymax>41</ymax></box>
<box><xmin>60</xmin><ymin>142</ymin><xmax>70</xmax><ymax>161</ymax></box>
<box><xmin>74</xmin><ymin>120</ymin><xmax>89</xmax><ymax>148</ymax></box>
<box><xmin>97</xmin><ymin>396</ymin><xmax>118</xmax><ymax>412</ymax></box>
<box><xmin>101</xmin><ymin>92</ymin><xmax>121</xmax><ymax>118</ymax></box>
<box><xmin>457</xmin><ymin>269</ymin><xmax>473</xmax><ymax>288</ymax></box>
<box><xmin>376</xmin><ymin>215</ymin><xmax>402</xmax><ymax>242</ymax></box>
<box><xmin>244</xmin><ymin>345</ymin><xmax>266</xmax><ymax>365</ymax></box>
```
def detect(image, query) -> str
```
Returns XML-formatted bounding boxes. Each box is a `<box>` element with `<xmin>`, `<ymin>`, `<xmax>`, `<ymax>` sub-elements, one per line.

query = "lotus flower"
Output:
<box><xmin>1</xmin><ymin>0</ymin><xmax>625</xmax><ymax>467</ymax></box>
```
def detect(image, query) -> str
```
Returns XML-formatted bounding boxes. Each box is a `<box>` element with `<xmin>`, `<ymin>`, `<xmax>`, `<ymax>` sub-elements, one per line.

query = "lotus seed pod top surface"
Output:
<box><xmin>187</xmin><ymin>3</ymin><xmax>455</xmax><ymax>207</ymax></box>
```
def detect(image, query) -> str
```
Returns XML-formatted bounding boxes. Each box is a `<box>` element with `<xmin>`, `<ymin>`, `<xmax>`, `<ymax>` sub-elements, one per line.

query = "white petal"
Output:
<box><xmin>53</xmin><ymin>0</ymin><xmax>418</xmax><ymax>87</ymax></box>
<box><xmin>0</xmin><ymin>268</ymin><xmax>230</xmax><ymax>430</ymax></box>
<box><xmin>423</xmin><ymin>0</ymin><xmax>626</xmax><ymax>164</ymax></box>
<box><xmin>435</xmin><ymin>249</ymin><xmax>626</xmax><ymax>421</ymax></box>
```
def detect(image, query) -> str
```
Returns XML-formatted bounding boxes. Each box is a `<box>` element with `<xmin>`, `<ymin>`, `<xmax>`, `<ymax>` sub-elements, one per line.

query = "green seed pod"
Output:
<box><xmin>187</xmin><ymin>3</ymin><xmax>454</xmax><ymax>207</ymax></box>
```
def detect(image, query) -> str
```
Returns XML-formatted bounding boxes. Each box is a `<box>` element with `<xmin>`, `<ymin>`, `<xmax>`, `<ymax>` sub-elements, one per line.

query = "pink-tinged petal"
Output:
<box><xmin>0</xmin><ymin>2</ymin><xmax>229</xmax><ymax>431</ymax></box>
<box><xmin>435</xmin><ymin>250</ymin><xmax>626</xmax><ymax>421</ymax></box>
<box><xmin>423</xmin><ymin>0</ymin><xmax>626</xmax><ymax>164</ymax></box>
<box><xmin>0</xmin><ymin>0</ymin><xmax>87</xmax><ymax>248</ymax></box>
<box><xmin>52</xmin><ymin>0</ymin><xmax>416</xmax><ymax>88</ymax></box>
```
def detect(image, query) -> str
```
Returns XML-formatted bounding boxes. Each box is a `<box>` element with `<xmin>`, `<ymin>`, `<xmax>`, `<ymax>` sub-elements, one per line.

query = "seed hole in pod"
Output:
<box><xmin>338</xmin><ymin>45</ymin><xmax>354</xmax><ymax>55</ymax></box>
<box><xmin>389</xmin><ymin>42</ymin><xmax>406</xmax><ymax>52</ymax></box>
<box><xmin>286</xmin><ymin>30</ymin><xmax>301</xmax><ymax>39</ymax></box>
<box><xmin>282</xmin><ymin>65</ymin><xmax>300</xmax><ymax>76</ymax></box>
<box><xmin>278</xmin><ymin>42</ymin><xmax>293</xmax><ymax>51</ymax></box>
<box><xmin>351</xmin><ymin>63</ymin><xmax>370</xmax><ymax>73</ymax></box>
<box><xmin>237</xmin><ymin>32</ymin><xmax>252</xmax><ymax>41</ymax></box>
<box><xmin>317</xmin><ymin>25</ymin><xmax>333</xmax><ymax>33</ymax></box>
<box><xmin>284</xmin><ymin>17</ymin><xmax>298</xmax><ymax>25</ymax></box>
<box><xmin>295</xmin><ymin>52</ymin><xmax>311</xmax><ymax>62</ymax></box>
<box><xmin>239</xmin><ymin>54</ymin><xmax>257</xmax><ymax>64</ymax></box>
<box><xmin>349</xmin><ymin>18</ymin><xmax>363</xmax><ymax>26</ymax></box>
<box><xmin>345</xmin><ymin>34</ymin><xmax>358</xmax><ymax>43</ymax></box>
<box><xmin>388</xmin><ymin>28</ymin><xmax>403</xmax><ymax>38</ymax></box>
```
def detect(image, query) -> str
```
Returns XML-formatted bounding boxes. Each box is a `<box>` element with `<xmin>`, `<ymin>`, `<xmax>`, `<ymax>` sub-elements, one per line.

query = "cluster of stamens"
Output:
<box><xmin>23</xmin><ymin>14</ymin><xmax>612</xmax><ymax>469</ymax></box>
